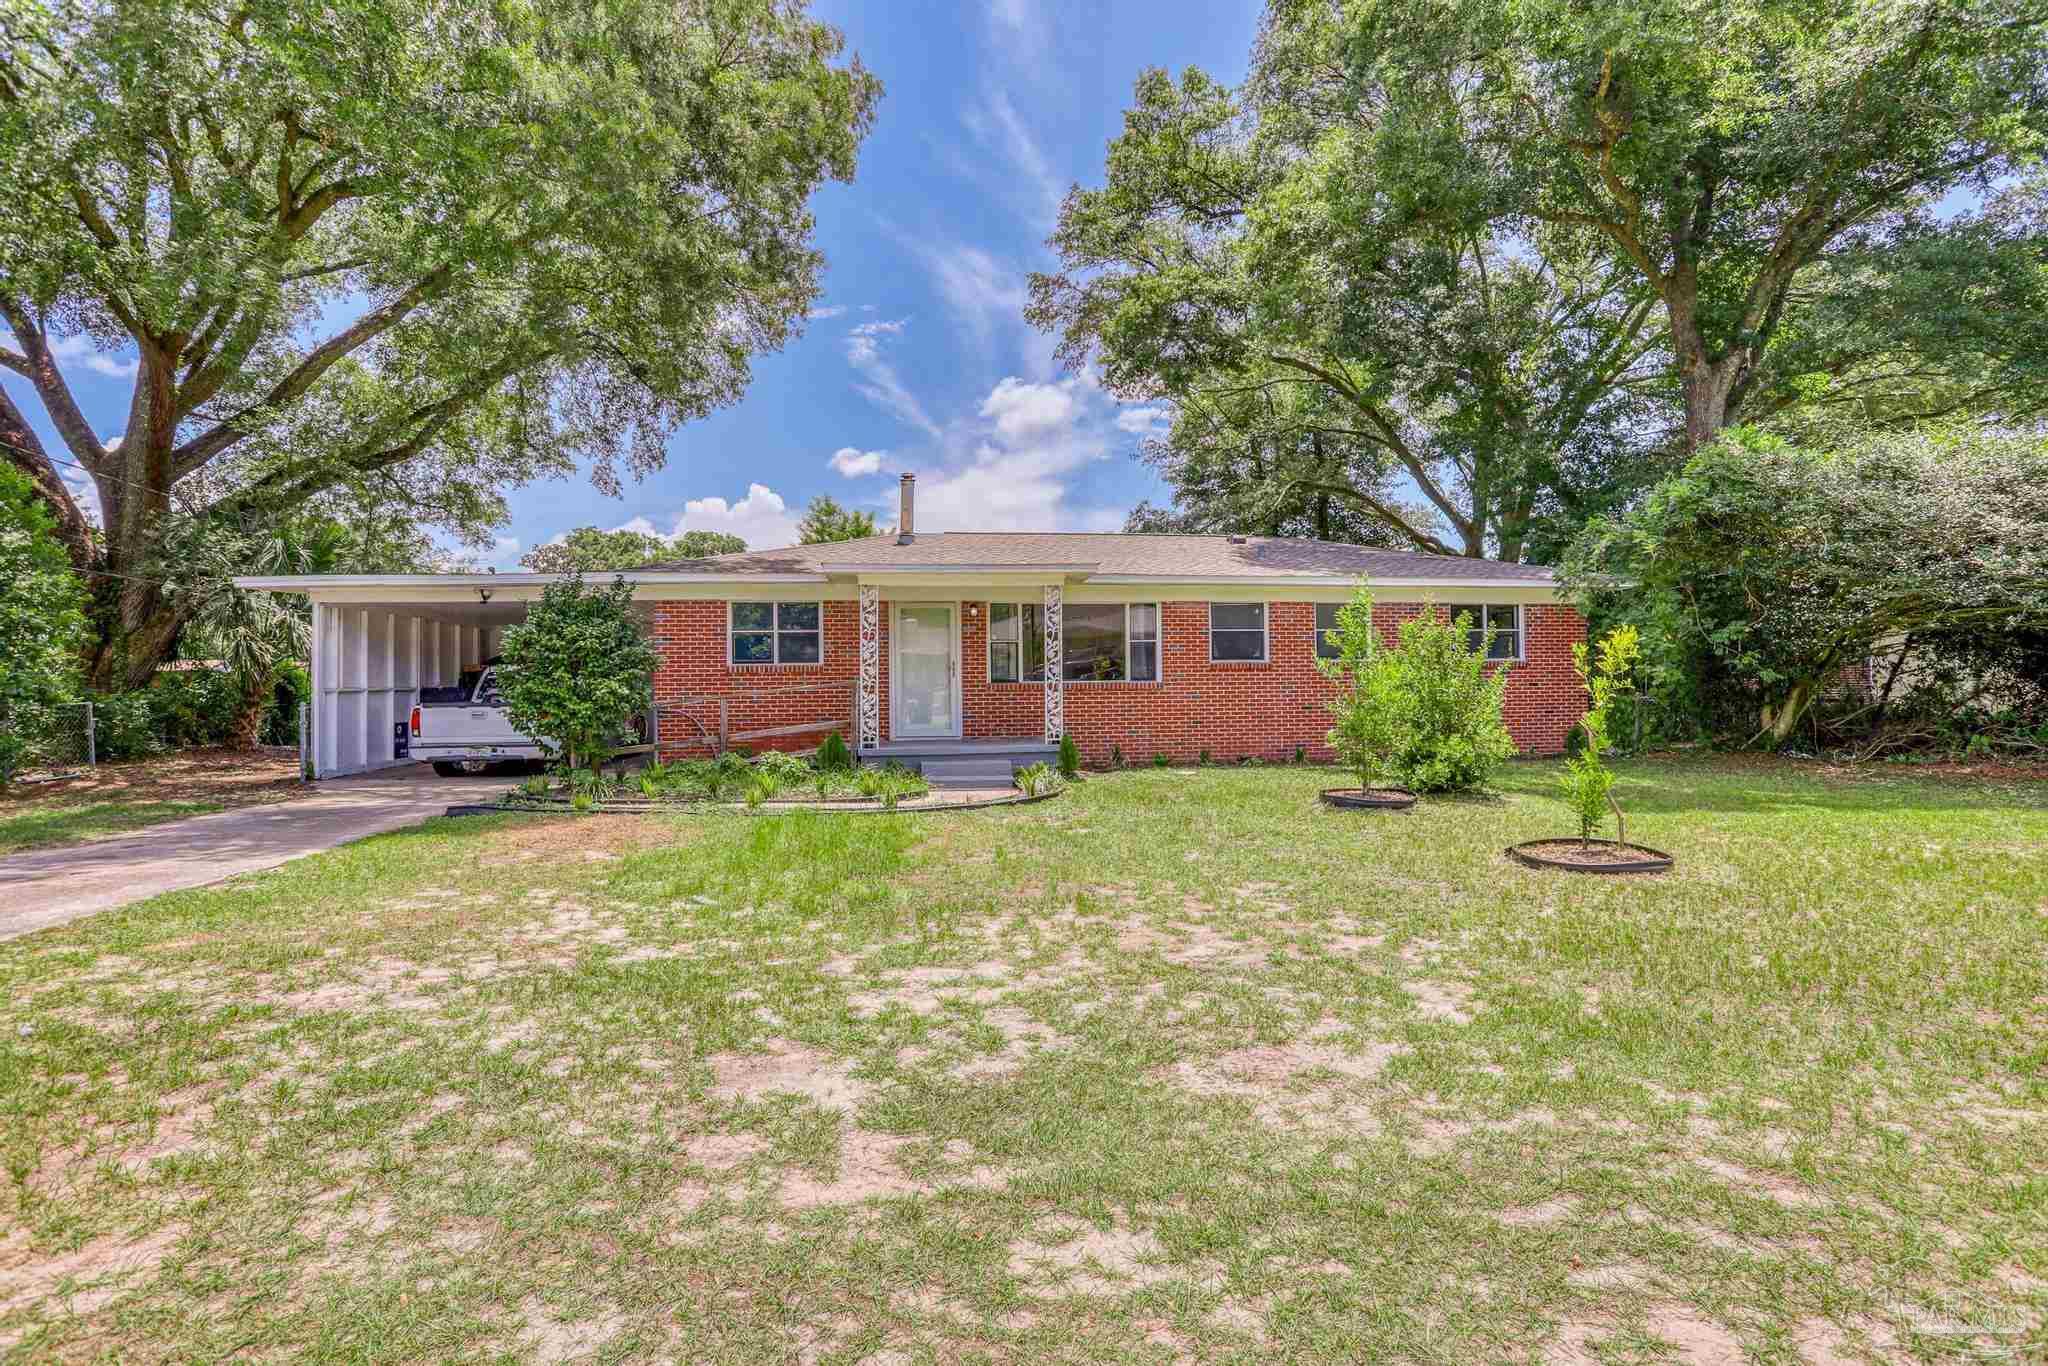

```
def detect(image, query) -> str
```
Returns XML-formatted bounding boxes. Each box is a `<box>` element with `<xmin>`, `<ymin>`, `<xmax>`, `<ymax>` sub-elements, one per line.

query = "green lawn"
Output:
<box><xmin>1</xmin><ymin>758</ymin><xmax>2044</xmax><ymax>1362</ymax></box>
<box><xmin>0</xmin><ymin>799</ymin><xmax>223</xmax><ymax>857</ymax></box>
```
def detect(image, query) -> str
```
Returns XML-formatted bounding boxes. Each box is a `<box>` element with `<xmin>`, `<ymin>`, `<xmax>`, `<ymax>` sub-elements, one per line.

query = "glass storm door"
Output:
<box><xmin>894</xmin><ymin>605</ymin><xmax>956</xmax><ymax>738</ymax></box>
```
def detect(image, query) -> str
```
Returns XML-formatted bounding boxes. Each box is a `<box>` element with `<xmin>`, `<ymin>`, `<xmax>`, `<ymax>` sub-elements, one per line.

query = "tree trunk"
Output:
<box><xmin>229</xmin><ymin>671</ymin><xmax>275</xmax><ymax>750</ymax></box>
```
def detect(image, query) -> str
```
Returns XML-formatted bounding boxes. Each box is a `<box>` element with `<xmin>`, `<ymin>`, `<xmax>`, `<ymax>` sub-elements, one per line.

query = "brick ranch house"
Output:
<box><xmin>242</xmin><ymin>475</ymin><xmax>1586</xmax><ymax>781</ymax></box>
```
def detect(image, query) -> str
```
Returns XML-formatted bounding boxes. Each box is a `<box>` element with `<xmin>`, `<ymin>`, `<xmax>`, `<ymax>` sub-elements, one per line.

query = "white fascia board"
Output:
<box><xmin>233</xmin><ymin>572</ymin><xmax>830</xmax><ymax>593</ymax></box>
<box><xmin>1081</xmin><ymin>574</ymin><xmax>1556</xmax><ymax>591</ymax></box>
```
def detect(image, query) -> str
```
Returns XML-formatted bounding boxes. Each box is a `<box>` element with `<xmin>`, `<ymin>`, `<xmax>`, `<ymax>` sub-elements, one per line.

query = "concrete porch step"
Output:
<box><xmin>920</xmin><ymin>758</ymin><xmax>1020</xmax><ymax>789</ymax></box>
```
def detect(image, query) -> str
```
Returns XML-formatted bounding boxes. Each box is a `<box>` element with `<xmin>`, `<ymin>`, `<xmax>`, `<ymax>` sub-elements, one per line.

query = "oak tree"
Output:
<box><xmin>0</xmin><ymin>0</ymin><xmax>880</xmax><ymax>686</ymax></box>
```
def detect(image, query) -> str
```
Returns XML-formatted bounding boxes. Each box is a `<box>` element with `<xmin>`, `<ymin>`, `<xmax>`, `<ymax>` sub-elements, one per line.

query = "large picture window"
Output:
<box><xmin>989</xmin><ymin>602</ymin><xmax>1159</xmax><ymax>682</ymax></box>
<box><xmin>1462</xmin><ymin>604</ymin><xmax>1522</xmax><ymax>660</ymax></box>
<box><xmin>730</xmin><ymin>601</ymin><xmax>822</xmax><ymax>664</ymax></box>
<box><xmin>1209</xmin><ymin>602</ymin><xmax>1267</xmax><ymax>662</ymax></box>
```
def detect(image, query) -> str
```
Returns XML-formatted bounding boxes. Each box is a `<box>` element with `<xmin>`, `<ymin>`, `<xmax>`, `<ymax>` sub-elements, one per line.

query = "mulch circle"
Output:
<box><xmin>1318</xmin><ymin>787</ymin><xmax>1418</xmax><ymax>811</ymax></box>
<box><xmin>1506</xmin><ymin>838</ymin><xmax>1674</xmax><ymax>875</ymax></box>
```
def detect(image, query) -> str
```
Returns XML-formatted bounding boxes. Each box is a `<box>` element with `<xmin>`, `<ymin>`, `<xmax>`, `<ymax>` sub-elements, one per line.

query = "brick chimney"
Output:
<box><xmin>897</xmin><ymin>472</ymin><xmax>915</xmax><ymax>543</ymax></box>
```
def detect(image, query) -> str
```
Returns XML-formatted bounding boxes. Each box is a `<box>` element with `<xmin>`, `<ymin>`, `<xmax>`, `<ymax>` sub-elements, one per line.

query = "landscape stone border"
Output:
<box><xmin>1317</xmin><ymin>787</ymin><xmax>1419</xmax><ymax>811</ymax></box>
<box><xmin>1505</xmin><ymin>838</ymin><xmax>1675</xmax><ymax>875</ymax></box>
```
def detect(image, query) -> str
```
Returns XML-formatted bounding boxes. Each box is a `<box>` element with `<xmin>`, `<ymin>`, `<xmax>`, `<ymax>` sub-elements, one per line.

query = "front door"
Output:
<box><xmin>893</xmin><ymin>604</ymin><xmax>957</xmax><ymax>738</ymax></box>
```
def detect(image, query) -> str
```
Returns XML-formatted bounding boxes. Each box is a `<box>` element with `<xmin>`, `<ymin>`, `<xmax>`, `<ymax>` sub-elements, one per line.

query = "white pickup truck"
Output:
<box><xmin>408</xmin><ymin>660</ymin><xmax>546</xmax><ymax>776</ymax></box>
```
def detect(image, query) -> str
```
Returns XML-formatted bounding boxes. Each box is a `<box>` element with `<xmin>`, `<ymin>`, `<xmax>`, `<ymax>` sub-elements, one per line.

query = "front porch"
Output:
<box><xmin>858</xmin><ymin>737</ymin><xmax>1058</xmax><ymax>788</ymax></box>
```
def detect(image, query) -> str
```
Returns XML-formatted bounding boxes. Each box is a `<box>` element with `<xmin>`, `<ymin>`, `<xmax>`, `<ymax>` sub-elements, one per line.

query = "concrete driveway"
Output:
<box><xmin>0</xmin><ymin>767</ymin><xmax>513</xmax><ymax>942</ymax></box>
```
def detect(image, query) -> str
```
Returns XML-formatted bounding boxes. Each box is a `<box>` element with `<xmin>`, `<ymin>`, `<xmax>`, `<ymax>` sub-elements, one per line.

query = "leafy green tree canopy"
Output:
<box><xmin>1563</xmin><ymin>426</ymin><xmax>2048</xmax><ymax>746</ymax></box>
<box><xmin>0</xmin><ymin>0</ymin><xmax>880</xmax><ymax>687</ymax></box>
<box><xmin>1326</xmin><ymin>0</ymin><xmax>2048</xmax><ymax>448</ymax></box>
<box><xmin>797</xmin><ymin>495</ymin><xmax>878</xmax><ymax>544</ymax></box>
<box><xmin>497</xmin><ymin>573</ymin><xmax>657</xmax><ymax>774</ymax></box>
<box><xmin>521</xmin><ymin>526</ymin><xmax>744</xmax><ymax>574</ymax></box>
<box><xmin>0</xmin><ymin>462</ymin><xmax>87</xmax><ymax>780</ymax></box>
<box><xmin>1030</xmin><ymin>43</ymin><xmax>1671</xmax><ymax>562</ymax></box>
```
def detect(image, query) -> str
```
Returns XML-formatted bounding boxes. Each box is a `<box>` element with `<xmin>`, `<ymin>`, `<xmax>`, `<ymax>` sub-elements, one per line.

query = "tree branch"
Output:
<box><xmin>0</xmin><ymin>296</ymin><xmax>110</xmax><ymax>471</ymax></box>
<box><xmin>170</xmin><ymin>265</ymin><xmax>454</xmax><ymax>475</ymax></box>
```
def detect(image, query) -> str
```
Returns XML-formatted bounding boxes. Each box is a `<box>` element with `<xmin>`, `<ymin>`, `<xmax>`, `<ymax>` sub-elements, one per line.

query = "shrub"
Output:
<box><xmin>1315</xmin><ymin>588</ymin><xmax>1412</xmax><ymax>794</ymax></box>
<box><xmin>1293</xmin><ymin>744</ymin><xmax>1306</xmax><ymax>764</ymax></box>
<box><xmin>497</xmin><ymin>572</ymin><xmax>658</xmax><ymax>775</ymax></box>
<box><xmin>1559</xmin><ymin>627</ymin><xmax>1643</xmax><ymax>846</ymax></box>
<box><xmin>756</xmin><ymin>749</ymin><xmax>808</xmax><ymax>785</ymax></box>
<box><xmin>0</xmin><ymin>464</ymin><xmax>88</xmax><ymax>785</ymax></box>
<box><xmin>815</xmin><ymin>729</ymin><xmax>854</xmax><ymax>771</ymax></box>
<box><xmin>1057</xmin><ymin>732</ymin><xmax>1080</xmax><ymax>778</ymax></box>
<box><xmin>135</xmin><ymin>669</ymin><xmax>240</xmax><ymax>749</ymax></box>
<box><xmin>1384</xmin><ymin>602</ymin><xmax>1516</xmax><ymax>794</ymax></box>
<box><xmin>1153</xmin><ymin>752</ymin><xmax>1169</xmax><ymax>768</ymax></box>
<box><xmin>1110</xmin><ymin>743</ymin><xmax>1124</xmax><ymax>769</ymax></box>
<box><xmin>93</xmin><ymin>692</ymin><xmax>162</xmax><ymax>761</ymax></box>
<box><xmin>1015</xmin><ymin>762</ymin><xmax>1063</xmax><ymax>797</ymax></box>
<box><xmin>1199</xmin><ymin>748</ymin><xmax>1212</xmax><ymax>766</ymax></box>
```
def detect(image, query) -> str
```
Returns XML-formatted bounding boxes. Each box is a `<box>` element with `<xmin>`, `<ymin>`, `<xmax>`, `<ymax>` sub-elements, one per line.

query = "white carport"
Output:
<box><xmin>235</xmin><ymin>574</ymin><xmax>546</xmax><ymax>779</ymax></box>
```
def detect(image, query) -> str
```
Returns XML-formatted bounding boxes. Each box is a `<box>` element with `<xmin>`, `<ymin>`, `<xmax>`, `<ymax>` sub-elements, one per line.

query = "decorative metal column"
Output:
<box><xmin>857</xmin><ymin>585</ymin><xmax>881</xmax><ymax>749</ymax></box>
<box><xmin>1042</xmin><ymin>583</ymin><xmax>1064</xmax><ymax>742</ymax></box>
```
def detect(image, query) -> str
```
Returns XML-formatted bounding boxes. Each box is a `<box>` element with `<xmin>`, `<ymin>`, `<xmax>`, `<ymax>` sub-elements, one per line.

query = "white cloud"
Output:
<box><xmin>1114</xmin><ymin>405</ymin><xmax>1171</xmax><ymax>434</ymax></box>
<box><xmin>830</xmin><ymin>447</ymin><xmax>886</xmax><ymax>478</ymax></box>
<box><xmin>844</xmin><ymin>319</ymin><xmax>942</xmax><ymax>438</ymax></box>
<box><xmin>964</xmin><ymin>91</ymin><xmax>1065</xmax><ymax>228</ymax></box>
<box><xmin>921</xmin><ymin>245</ymin><xmax>1028</xmax><ymax>356</ymax></box>
<box><xmin>487</xmin><ymin>535</ymin><xmax>522</xmax><ymax>568</ymax></box>
<box><xmin>979</xmin><ymin>377</ymin><xmax>1077</xmax><ymax>444</ymax></box>
<box><xmin>674</xmin><ymin>482</ymin><xmax>802</xmax><ymax>549</ymax></box>
<box><xmin>902</xmin><ymin>374</ymin><xmax>1121</xmax><ymax>533</ymax></box>
<box><xmin>987</xmin><ymin>0</ymin><xmax>1047</xmax><ymax>62</ymax></box>
<box><xmin>3</xmin><ymin>332</ymin><xmax>138</xmax><ymax>379</ymax></box>
<box><xmin>807</xmin><ymin>305</ymin><xmax>848</xmax><ymax>321</ymax></box>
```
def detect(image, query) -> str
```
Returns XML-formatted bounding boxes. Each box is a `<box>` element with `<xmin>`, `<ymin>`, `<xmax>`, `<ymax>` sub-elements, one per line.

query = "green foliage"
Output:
<box><xmin>1110</xmin><ymin>744</ymin><xmax>1125</xmax><ymax>769</ymax></box>
<box><xmin>0</xmin><ymin>465</ymin><xmax>87</xmax><ymax>780</ymax></box>
<box><xmin>1</xmin><ymin>0</ymin><xmax>880</xmax><ymax>683</ymax></box>
<box><xmin>1153</xmin><ymin>753</ymin><xmax>1169</xmax><ymax>768</ymax></box>
<box><xmin>796</xmin><ymin>495</ymin><xmax>880</xmax><ymax>544</ymax></box>
<box><xmin>143</xmin><ymin>670</ymin><xmax>242</xmax><ymax>749</ymax></box>
<box><xmin>1057</xmin><ymin>733</ymin><xmax>1081</xmax><ymax>779</ymax></box>
<box><xmin>1029</xmin><ymin>47</ymin><xmax>1669</xmax><ymax>561</ymax></box>
<box><xmin>1558</xmin><ymin>628</ymin><xmax>1643</xmax><ymax>845</ymax></box>
<box><xmin>90</xmin><ymin>693</ymin><xmax>160</xmax><ymax>762</ymax></box>
<box><xmin>1199</xmin><ymin>749</ymin><xmax>1212</xmax><ymax>766</ymax></box>
<box><xmin>1014</xmin><ymin>763</ymin><xmax>1064</xmax><ymax>799</ymax></box>
<box><xmin>1564</xmin><ymin>426</ymin><xmax>2048</xmax><ymax>746</ymax></box>
<box><xmin>814</xmin><ymin>729</ymin><xmax>854</xmax><ymax>771</ymax></box>
<box><xmin>1317</xmin><ymin>0</ymin><xmax>2048</xmax><ymax>449</ymax></box>
<box><xmin>1383</xmin><ymin>605</ymin><xmax>1517</xmax><ymax>794</ymax></box>
<box><xmin>1314</xmin><ymin>588</ymin><xmax>1414</xmax><ymax>794</ymax></box>
<box><xmin>498</xmin><ymin>574</ymin><xmax>658</xmax><ymax>773</ymax></box>
<box><xmin>521</xmin><ymin>527</ymin><xmax>745</xmax><ymax>573</ymax></box>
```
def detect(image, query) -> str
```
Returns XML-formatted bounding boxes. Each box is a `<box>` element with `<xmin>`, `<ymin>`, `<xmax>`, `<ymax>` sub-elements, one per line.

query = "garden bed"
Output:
<box><xmin>1318</xmin><ymin>787</ymin><xmax>1417</xmax><ymax>811</ymax></box>
<box><xmin>1506</xmin><ymin>837</ymin><xmax>1674</xmax><ymax>874</ymax></box>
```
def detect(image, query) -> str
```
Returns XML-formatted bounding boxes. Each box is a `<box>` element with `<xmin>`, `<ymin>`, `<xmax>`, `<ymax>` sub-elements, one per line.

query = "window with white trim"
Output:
<box><xmin>1208</xmin><ymin>602</ymin><xmax>1267</xmax><ymax>662</ymax></box>
<box><xmin>730</xmin><ymin>601</ymin><xmax>822</xmax><ymax>664</ymax></box>
<box><xmin>989</xmin><ymin>602</ymin><xmax>1159</xmax><ymax>682</ymax></box>
<box><xmin>1314</xmin><ymin>602</ymin><xmax>1344</xmax><ymax>661</ymax></box>
<box><xmin>1463</xmin><ymin>604</ymin><xmax>1522</xmax><ymax>660</ymax></box>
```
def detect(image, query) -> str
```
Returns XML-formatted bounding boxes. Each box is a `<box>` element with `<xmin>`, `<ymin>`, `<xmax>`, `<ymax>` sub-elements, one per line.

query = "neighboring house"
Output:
<box><xmin>238</xmin><ymin>475</ymin><xmax>1587</xmax><ymax>780</ymax></box>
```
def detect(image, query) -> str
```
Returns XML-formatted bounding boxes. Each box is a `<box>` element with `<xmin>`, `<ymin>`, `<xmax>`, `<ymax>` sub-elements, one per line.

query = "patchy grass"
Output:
<box><xmin>1</xmin><ymin>757</ymin><xmax>2044</xmax><ymax>1362</ymax></box>
<box><xmin>0</xmin><ymin>800</ymin><xmax>225</xmax><ymax>856</ymax></box>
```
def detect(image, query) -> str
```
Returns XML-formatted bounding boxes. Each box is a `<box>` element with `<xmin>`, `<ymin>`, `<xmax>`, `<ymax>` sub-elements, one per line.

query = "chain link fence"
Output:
<box><xmin>0</xmin><ymin>700</ymin><xmax>96</xmax><ymax>786</ymax></box>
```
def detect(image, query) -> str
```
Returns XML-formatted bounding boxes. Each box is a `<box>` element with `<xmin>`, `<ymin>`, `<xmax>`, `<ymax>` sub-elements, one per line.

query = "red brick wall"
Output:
<box><xmin>650</xmin><ymin>596</ymin><xmax>1586</xmax><ymax>763</ymax></box>
<box><xmin>650</xmin><ymin>600</ymin><xmax>884</xmax><ymax>756</ymax></box>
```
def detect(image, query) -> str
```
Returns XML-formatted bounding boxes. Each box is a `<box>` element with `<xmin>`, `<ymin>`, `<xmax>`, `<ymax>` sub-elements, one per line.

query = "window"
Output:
<box><xmin>1314</xmin><ymin>602</ymin><xmax>1344</xmax><ymax>661</ymax></box>
<box><xmin>988</xmin><ymin>602</ymin><xmax>1046</xmax><ymax>682</ymax></box>
<box><xmin>990</xmin><ymin>602</ymin><xmax>1159</xmax><ymax>682</ymax></box>
<box><xmin>1209</xmin><ymin>602</ymin><xmax>1267</xmax><ymax>662</ymax></box>
<box><xmin>730</xmin><ymin>601</ymin><xmax>822</xmax><ymax>664</ymax></box>
<box><xmin>1463</xmin><ymin>604</ymin><xmax>1522</xmax><ymax>660</ymax></box>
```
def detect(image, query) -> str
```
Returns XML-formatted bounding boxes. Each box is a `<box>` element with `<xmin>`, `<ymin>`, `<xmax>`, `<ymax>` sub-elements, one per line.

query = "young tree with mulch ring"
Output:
<box><xmin>1314</xmin><ymin>588</ymin><xmax>1416</xmax><ymax>809</ymax></box>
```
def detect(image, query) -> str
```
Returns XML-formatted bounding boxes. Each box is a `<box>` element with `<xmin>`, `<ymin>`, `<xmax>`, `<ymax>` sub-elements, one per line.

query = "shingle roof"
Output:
<box><xmin>634</xmin><ymin>532</ymin><xmax>1555</xmax><ymax>581</ymax></box>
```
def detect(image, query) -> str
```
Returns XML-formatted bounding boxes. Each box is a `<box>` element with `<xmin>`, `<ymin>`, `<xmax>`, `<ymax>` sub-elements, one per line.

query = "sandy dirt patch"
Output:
<box><xmin>707</xmin><ymin>1042</ymin><xmax>871</xmax><ymax>1114</ymax></box>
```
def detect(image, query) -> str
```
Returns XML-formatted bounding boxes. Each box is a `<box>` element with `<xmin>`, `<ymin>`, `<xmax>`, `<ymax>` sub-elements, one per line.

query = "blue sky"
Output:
<box><xmin>4</xmin><ymin>1</ymin><xmax>1262</xmax><ymax>567</ymax></box>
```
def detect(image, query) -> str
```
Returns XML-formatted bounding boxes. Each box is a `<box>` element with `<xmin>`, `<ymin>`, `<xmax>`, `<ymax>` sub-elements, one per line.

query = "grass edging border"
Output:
<box><xmin>446</xmin><ymin>789</ymin><xmax>1060</xmax><ymax>819</ymax></box>
<box><xmin>1317</xmin><ymin>787</ymin><xmax>1418</xmax><ymax>811</ymax></box>
<box><xmin>1505</xmin><ymin>838</ymin><xmax>1675</xmax><ymax>875</ymax></box>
